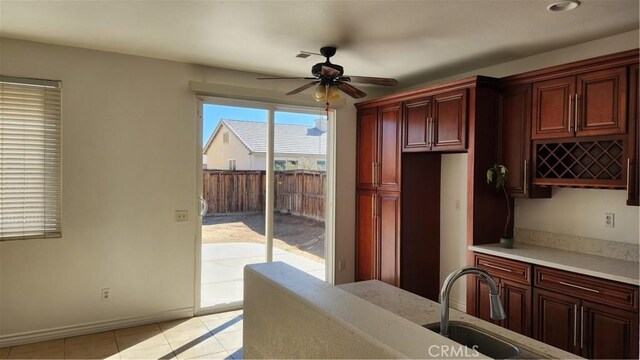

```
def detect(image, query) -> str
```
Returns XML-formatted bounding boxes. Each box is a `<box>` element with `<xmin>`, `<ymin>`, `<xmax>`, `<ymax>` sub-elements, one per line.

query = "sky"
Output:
<box><xmin>202</xmin><ymin>104</ymin><xmax>327</xmax><ymax>145</ymax></box>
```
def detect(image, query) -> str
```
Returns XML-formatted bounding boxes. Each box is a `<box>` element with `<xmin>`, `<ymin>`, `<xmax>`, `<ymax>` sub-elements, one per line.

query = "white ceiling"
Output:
<box><xmin>1</xmin><ymin>1</ymin><xmax>638</xmax><ymax>87</ymax></box>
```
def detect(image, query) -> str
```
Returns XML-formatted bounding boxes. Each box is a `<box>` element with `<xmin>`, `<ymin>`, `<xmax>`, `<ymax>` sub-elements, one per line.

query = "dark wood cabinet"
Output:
<box><xmin>532</xmin><ymin>67</ymin><xmax>628</xmax><ymax>140</ymax></box>
<box><xmin>582</xmin><ymin>300</ymin><xmax>639</xmax><ymax>360</ymax></box>
<box><xmin>628</xmin><ymin>64</ymin><xmax>639</xmax><ymax>206</ymax></box>
<box><xmin>432</xmin><ymin>89</ymin><xmax>467</xmax><ymax>151</ymax></box>
<box><xmin>469</xmin><ymin>254</ymin><xmax>533</xmax><ymax>336</ymax></box>
<box><xmin>377</xmin><ymin>191</ymin><xmax>400</xmax><ymax>286</ymax></box>
<box><xmin>355</xmin><ymin>103</ymin><xmax>401</xmax><ymax>286</ymax></box>
<box><xmin>402</xmin><ymin>97</ymin><xmax>430</xmax><ymax>151</ymax></box>
<box><xmin>355</xmin><ymin>189</ymin><xmax>376</xmax><ymax>282</ymax></box>
<box><xmin>533</xmin><ymin>287</ymin><xmax>581</xmax><ymax>355</ymax></box>
<box><xmin>356</xmin><ymin>104</ymin><xmax>401</xmax><ymax>191</ymax></box>
<box><xmin>532</xmin><ymin>76</ymin><xmax>575</xmax><ymax>140</ymax></box>
<box><xmin>498</xmin><ymin>84</ymin><xmax>551</xmax><ymax>198</ymax></box>
<box><xmin>470</xmin><ymin>253</ymin><xmax>640</xmax><ymax>359</ymax></box>
<box><xmin>355</xmin><ymin>190</ymin><xmax>400</xmax><ymax>286</ymax></box>
<box><xmin>576</xmin><ymin>67</ymin><xmax>627</xmax><ymax>137</ymax></box>
<box><xmin>402</xmin><ymin>89</ymin><xmax>467</xmax><ymax>152</ymax></box>
<box><xmin>533</xmin><ymin>266</ymin><xmax>639</xmax><ymax>359</ymax></box>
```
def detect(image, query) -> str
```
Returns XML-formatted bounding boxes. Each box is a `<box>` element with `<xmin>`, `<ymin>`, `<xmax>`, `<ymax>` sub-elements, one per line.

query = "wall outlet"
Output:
<box><xmin>454</xmin><ymin>200</ymin><xmax>461</xmax><ymax>211</ymax></box>
<box><xmin>605</xmin><ymin>213</ymin><xmax>615</xmax><ymax>228</ymax></box>
<box><xmin>175</xmin><ymin>210</ymin><xmax>188</xmax><ymax>222</ymax></box>
<box><xmin>102</xmin><ymin>288</ymin><xmax>111</xmax><ymax>302</ymax></box>
<box><xmin>338</xmin><ymin>260</ymin><xmax>345</xmax><ymax>271</ymax></box>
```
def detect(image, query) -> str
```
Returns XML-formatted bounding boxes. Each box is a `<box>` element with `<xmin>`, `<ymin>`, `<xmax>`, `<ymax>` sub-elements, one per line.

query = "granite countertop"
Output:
<box><xmin>469</xmin><ymin>243</ymin><xmax>640</xmax><ymax>286</ymax></box>
<box><xmin>339</xmin><ymin>280</ymin><xmax>579</xmax><ymax>359</ymax></box>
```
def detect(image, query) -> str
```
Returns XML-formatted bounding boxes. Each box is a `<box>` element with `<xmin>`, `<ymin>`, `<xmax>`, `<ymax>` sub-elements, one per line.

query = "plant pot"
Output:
<box><xmin>500</xmin><ymin>237</ymin><xmax>514</xmax><ymax>249</ymax></box>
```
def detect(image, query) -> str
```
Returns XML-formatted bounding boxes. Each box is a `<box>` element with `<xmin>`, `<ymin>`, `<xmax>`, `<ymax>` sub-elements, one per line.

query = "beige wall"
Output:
<box><xmin>204</xmin><ymin>123</ymin><xmax>252</xmax><ymax>170</ymax></box>
<box><xmin>0</xmin><ymin>37</ymin><xmax>357</xmax><ymax>343</ymax></box>
<box><xmin>439</xmin><ymin>154</ymin><xmax>469</xmax><ymax>311</ymax></box>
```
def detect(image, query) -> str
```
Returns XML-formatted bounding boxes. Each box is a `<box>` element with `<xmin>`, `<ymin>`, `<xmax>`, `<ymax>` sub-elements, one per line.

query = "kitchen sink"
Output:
<box><xmin>423</xmin><ymin>321</ymin><xmax>548</xmax><ymax>359</ymax></box>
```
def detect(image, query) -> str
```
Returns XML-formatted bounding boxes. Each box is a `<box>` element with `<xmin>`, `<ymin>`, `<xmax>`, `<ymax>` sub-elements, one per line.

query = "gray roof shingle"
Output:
<box><xmin>222</xmin><ymin>119</ymin><xmax>326</xmax><ymax>155</ymax></box>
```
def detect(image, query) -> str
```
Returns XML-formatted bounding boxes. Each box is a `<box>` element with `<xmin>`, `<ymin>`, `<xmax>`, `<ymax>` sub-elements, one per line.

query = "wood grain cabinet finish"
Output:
<box><xmin>498</xmin><ymin>84</ymin><xmax>551</xmax><ymax>198</ymax></box>
<box><xmin>533</xmin><ymin>287</ymin><xmax>581</xmax><ymax>355</ymax></box>
<box><xmin>355</xmin><ymin>103</ymin><xmax>401</xmax><ymax>286</ymax></box>
<box><xmin>471</xmin><ymin>253</ymin><xmax>640</xmax><ymax>359</ymax></box>
<box><xmin>356</xmin><ymin>104</ymin><xmax>401</xmax><ymax>191</ymax></box>
<box><xmin>355</xmin><ymin>189</ymin><xmax>400</xmax><ymax>286</ymax></box>
<box><xmin>355</xmin><ymin>189</ymin><xmax>377</xmax><ymax>282</ymax></box>
<box><xmin>432</xmin><ymin>89</ymin><xmax>467</xmax><ymax>151</ymax></box>
<box><xmin>402</xmin><ymin>89</ymin><xmax>467</xmax><ymax>152</ymax></box>
<box><xmin>402</xmin><ymin>97</ymin><xmax>431</xmax><ymax>151</ymax></box>
<box><xmin>470</xmin><ymin>254</ymin><xmax>533</xmax><ymax>336</ymax></box>
<box><xmin>628</xmin><ymin>64</ymin><xmax>639</xmax><ymax>206</ymax></box>
<box><xmin>532</xmin><ymin>67</ymin><xmax>628</xmax><ymax>140</ymax></box>
<box><xmin>533</xmin><ymin>266</ymin><xmax>639</xmax><ymax>359</ymax></box>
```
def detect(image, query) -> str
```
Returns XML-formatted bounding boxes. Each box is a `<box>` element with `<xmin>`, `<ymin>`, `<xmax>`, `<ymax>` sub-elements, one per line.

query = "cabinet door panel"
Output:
<box><xmin>533</xmin><ymin>288</ymin><xmax>581</xmax><ymax>355</ymax></box>
<box><xmin>532</xmin><ymin>76</ymin><xmax>575</xmax><ymax>139</ymax></box>
<box><xmin>379</xmin><ymin>105</ymin><xmax>401</xmax><ymax>190</ymax></box>
<box><xmin>576</xmin><ymin>67</ymin><xmax>627</xmax><ymax>136</ymax></box>
<box><xmin>402</xmin><ymin>97</ymin><xmax>431</xmax><ymax>151</ymax></box>
<box><xmin>502</xmin><ymin>279</ymin><xmax>532</xmax><ymax>336</ymax></box>
<box><xmin>499</xmin><ymin>85</ymin><xmax>531</xmax><ymax>196</ymax></box>
<box><xmin>628</xmin><ymin>64</ymin><xmax>639</xmax><ymax>206</ymax></box>
<box><xmin>378</xmin><ymin>192</ymin><xmax>400</xmax><ymax>286</ymax></box>
<box><xmin>357</xmin><ymin>108</ymin><xmax>378</xmax><ymax>188</ymax></box>
<box><xmin>582</xmin><ymin>300</ymin><xmax>639</xmax><ymax>360</ymax></box>
<box><xmin>475</xmin><ymin>277</ymin><xmax>499</xmax><ymax>325</ymax></box>
<box><xmin>432</xmin><ymin>89</ymin><xmax>467</xmax><ymax>151</ymax></box>
<box><xmin>356</xmin><ymin>190</ymin><xmax>377</xmax><ymax>281</ymax></box>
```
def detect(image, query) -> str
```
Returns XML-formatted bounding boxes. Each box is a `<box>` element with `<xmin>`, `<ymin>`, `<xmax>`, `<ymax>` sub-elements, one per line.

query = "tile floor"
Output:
<box><xmin>0</xmin><ymin>310</ymin><xmax>243</xmax><ymax>360</ymax></box>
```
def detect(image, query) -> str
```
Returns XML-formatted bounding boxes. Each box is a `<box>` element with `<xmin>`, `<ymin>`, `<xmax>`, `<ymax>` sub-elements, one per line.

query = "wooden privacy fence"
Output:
<box><xmin>202</xmin><ymin>170</ymin><xmax>326</xmax><ymax>221</ymax></box>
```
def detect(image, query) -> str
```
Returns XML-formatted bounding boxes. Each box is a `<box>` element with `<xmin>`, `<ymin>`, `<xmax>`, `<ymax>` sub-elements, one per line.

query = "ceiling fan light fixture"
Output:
<box><xmin>314</xmin><ymin>84</ymin><xmax>341</xmax><ymax>102</ymax></box>
<box><xmin>547</xmin><ymin>0</ymin><xmax>580</xmax><ymax>12</ymax></box>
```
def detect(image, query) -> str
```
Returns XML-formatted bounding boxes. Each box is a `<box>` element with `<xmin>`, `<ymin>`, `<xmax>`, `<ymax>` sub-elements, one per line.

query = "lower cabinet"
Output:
<box><xmin>470</xmin><ymin>253</ymin><xmax>640</xmax><ymax>359</ymax></box>
<box><xmin>355</xmin><ymin>189</ymin><xmax>400</xmax><ymax>286</ymax></box>
<box><xmin>533</xmin><ymin>288</ymin><xmax>639</xmax><ymax>359</ymax></box>
<box><xmin>470</xmin><ymin>254</ymin><xmax>532</xmax><ymax>336</ymax></box>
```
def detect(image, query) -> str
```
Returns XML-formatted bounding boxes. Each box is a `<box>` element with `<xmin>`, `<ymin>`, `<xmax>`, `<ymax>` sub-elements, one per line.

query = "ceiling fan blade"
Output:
<box><xmin>258</xmin><ymin>76</ymin><xmax>317</xmax><ymax>80</ymax></box>
<box><xmin>341</xmin><ymin>75</ymin><xmax>398</xmax><ymax>86</ymax></box>
<box><xmin>286</xmin><ymin>81</ymin><xmax>320</xmax><ymax>95</ymax></box>
<box><xmin>321</xmin><ymin>66</ymin><xmax>341</xmax><ymax>78</ymax></box>
<box><xmin>336</xmin><ymin>82</ymin><xmax>367</xmax><ymax>99</ymax></box>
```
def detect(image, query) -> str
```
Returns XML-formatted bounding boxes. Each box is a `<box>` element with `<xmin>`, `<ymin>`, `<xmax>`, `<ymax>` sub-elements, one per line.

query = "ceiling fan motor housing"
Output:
<box><xmin>312</xmin><ymin>62</ymin><xmax>344</xmax><ymax>78</ymax></box>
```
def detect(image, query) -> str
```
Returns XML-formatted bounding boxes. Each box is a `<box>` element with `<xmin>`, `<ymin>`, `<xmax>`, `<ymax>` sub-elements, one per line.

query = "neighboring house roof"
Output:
<box><xmin>204</xmin><ymin>119</ymin><xmax>326</xmax><ymax>156</ymax></box>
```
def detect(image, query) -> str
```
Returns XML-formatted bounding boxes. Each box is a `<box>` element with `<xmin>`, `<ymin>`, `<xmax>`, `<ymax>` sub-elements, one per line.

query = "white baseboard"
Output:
<box><xmin>0</xmin><ymin>307</ymin><xmax>194</xmax><ymax>348</ymax></box>
<box><xmin>450</xmin><ymin>298</ymin><xmax>467</xmax><ymax>312</ymax></box>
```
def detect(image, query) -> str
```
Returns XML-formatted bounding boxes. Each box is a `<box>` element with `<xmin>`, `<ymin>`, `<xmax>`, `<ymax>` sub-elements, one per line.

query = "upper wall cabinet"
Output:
<box><xmin>498</xmin><ymin>84</ymin><xmax>551</xmax><ymax>198</ymax></box>
<box><xmin>356</xmin><ymin>103</ymin><xmax>401</xmax><ymax>191</ymax></box>
<box><xmin>628</xmin><ymin>64</ymin><xmax>639</xmax><ymax>206</ymax></box>
<box><xmin>402</xmin><ymin>89</ymin><xmax>467</xmax><ymax>152</ymax></box>
<box><xmin>532</xmin><ymin>67</ymin><xmax>628</xmax><ymax>140</ymax></box>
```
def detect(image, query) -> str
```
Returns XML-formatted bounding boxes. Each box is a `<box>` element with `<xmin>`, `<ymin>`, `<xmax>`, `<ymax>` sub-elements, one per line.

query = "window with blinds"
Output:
<box><xmin>0</xmin><ymin>76</ymin><xmax>62</xmax><ymax>240</ymax></box>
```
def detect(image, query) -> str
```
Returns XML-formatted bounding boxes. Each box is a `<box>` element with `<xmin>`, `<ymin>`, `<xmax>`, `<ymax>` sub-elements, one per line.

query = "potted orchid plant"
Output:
<box><xmin>486</xmin><ymin>164</ymin><xmax>513</xmax><ymax>248</ymax></box>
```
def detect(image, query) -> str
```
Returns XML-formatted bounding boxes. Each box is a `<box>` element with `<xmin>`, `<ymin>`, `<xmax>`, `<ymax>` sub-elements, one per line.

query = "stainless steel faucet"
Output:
<box><xmin>439</xmin><ymin>266</ymin><xmax>506</xmax><ymax>337</ymax></box>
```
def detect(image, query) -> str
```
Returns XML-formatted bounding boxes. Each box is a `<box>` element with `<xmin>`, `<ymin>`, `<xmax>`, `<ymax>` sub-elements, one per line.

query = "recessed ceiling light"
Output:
<box><xmin>547</xmin><ymin>0</ymin><xmax>581</xmax><ymax>12</ymax></box>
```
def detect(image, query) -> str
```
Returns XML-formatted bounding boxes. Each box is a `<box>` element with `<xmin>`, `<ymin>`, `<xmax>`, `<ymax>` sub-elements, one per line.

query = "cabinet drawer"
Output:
<box><xmin>474</xmin><ymin>253</ymin><xmax>532</xmax><ymax>285</ymax></box>
<box><xmin>534</xmin><ymin>266</ymin><xmax>639</xmax><ymax>312</ymax></box>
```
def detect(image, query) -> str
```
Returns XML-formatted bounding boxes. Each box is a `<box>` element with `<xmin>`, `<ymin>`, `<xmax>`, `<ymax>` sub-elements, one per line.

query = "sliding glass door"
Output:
<box><xmin>195</xmin><ymin>97</ymin><xmax>334</xmax><ymax>313</ymax></box>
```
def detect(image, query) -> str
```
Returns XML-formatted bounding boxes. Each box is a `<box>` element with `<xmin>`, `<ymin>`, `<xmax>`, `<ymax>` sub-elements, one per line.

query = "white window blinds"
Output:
<box><xmin>0</xmin><ymin>76</ymin><xmax>62</xmax><ymax>240</ymax></box>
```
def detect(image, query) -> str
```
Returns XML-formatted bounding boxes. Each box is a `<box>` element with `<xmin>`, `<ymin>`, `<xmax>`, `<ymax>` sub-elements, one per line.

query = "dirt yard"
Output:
<box><xmin>202</xmin><ymin>213</ymin><xmax>325</xmax><ymax>263</ymax></box>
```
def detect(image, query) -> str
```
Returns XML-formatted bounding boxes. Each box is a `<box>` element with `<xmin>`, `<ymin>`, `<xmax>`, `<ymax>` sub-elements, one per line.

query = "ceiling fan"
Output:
<box><xmin>258</xmin><ymin>46</ymin><xmax>398</xmax><ymax>101</ymax></box>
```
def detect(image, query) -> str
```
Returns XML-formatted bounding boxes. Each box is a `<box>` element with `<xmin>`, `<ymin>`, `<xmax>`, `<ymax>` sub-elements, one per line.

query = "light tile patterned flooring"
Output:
<box><xmin>0</xmin><ymin>310</ymin><xmax>243</xmax><ymax>360</ymax></box>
